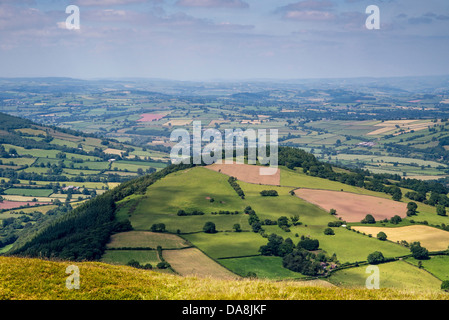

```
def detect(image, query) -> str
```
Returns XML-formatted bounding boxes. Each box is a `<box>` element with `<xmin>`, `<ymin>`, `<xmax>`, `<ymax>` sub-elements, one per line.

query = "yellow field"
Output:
<box><xmin>163</xmin><ymin>119</ymin><xmax>192</xmax><ymax>126</ymax></box>
<box><xmin>103</xmin><ymin>148</ymin><xmax>124</xmax><ymax>155</ymax></box>
<box><xmin>163</xmin><ymin>248</ymin><xmax>237</xmax><ymax>280</ymax></box>
<box><xmin>367</xmin><ymin>120</ymin><xmax>432</xmax><ymax>136</ymax></box>
<box><xmin>352</xmin><ymin>225</ymin><xmax>449</xmax><ymax>251</ymax></box>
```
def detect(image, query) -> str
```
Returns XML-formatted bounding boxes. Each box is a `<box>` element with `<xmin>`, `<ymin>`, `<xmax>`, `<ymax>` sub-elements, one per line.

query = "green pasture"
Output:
<box><xmin>182</xmin><ymin>231</ymin><xmax>268</xmax><ymax>259</ymax></box>
<box><xmin>219</xmin><ymin>256</ymin><xmax>306</xmax><ymax>280</ymax></box>
<box><xmin>3</xmin><ymin>188</ymin><xmax>53</xmax><ymax>197</ymax></box>
<box><xmin>329</xmin><ymin>260</ymin><xmax>441</xmax><ymax>291</ymax></box>
<box><xmin>406</xmin><ymin>256</ymin><xmax>449</xmax><ymax>282</ymax></box>
<box><xmin>100</xmin><ymin>249</ymin><xmax>160</xmax><ymax>266</ymax></box>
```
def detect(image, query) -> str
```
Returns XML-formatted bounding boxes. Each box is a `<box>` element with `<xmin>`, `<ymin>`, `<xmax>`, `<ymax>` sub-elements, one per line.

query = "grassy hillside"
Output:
<box><xmin>0</xmin><ymin>256</ymin><xmax>447</xmax><ymax>300</ymax></box>
<box><xmin>5</xmin><ymin>145</ymin><xmax>449</xmax><ymax>293</ymax></box>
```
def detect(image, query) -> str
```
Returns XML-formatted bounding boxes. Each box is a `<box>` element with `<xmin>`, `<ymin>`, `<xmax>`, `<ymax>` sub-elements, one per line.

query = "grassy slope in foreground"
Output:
<box><xmin>0</xmin><ymin>256</ymin><xmax>448</xmax><ymax>300</ymax></box>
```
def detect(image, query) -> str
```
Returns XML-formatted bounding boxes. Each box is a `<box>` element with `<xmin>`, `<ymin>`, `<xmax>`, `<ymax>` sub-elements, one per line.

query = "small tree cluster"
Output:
<box><xmin>282</xmin><ymin>249</ymin><xmax>332</xmax><ymax>276</ymax></box>
<box><xmin>211</xmin><ymin>210</ymin><xmax>240</xmax><ymax>215</ymax></box>
<box><xmin>246</xmin><ymin>206</ymin><xmax>264</xmax><ymax>233</ymax></box>
<box><xmin>328</xmin><ymin>221</ymin><xmax>344</xmax><ymax>227</ymax></box>
<box><xmin>260</xmin><ymin>190</ymin><xmax>278</xmax><ymax>197</ymax></box>
<box><xmin>203</xmin><ymin>221</ymin><xmax>217</xmax><ymax>234</ymax></box>
<box><xmin>407</xmin><ymin>202</ymin><xmax>418</xmax><ymax>216</ymax></box>
<box><xmin>361</xmin><ymin>214</ymin><xmax>376</xmax><ymax>224</ymax></box>
<box><xmin>177</xmin><ymin>209</ymin><xmax>205</xmax><ymax>216</ymax></box>
<box><xmin>259</xmin><ymin>234</ymin><xmax>294</xmax><ymax>257</ymax></box>
<box><xmin>377</xmin><ymin>231</ymin><xmax>387</xmax><ymax>241</ymax></box>
<box><xmin>367</xmin><ymin>251</ymin><xmax>385</xmax><ymax>264</ymax></box>
<box><xmin>390</xmin><ymin>215</ymin><xmax>402</xmax><ymax>225</ymax></box>
<box><xmin>437</xmin><ymin>205</ymin><xmax>447</xmax><ymax>217</ymax></box>
<box><xmin>150</xmin><ymin>223</ymin><xmax>166</xmax><ymax>232</ymax></box>
<box><xmin>410</xmin><ymin>242</ymin><xmax>429</xmax><ymax>260</ymax></box>
<box><xmin>127</xmin><ymin>259</ymin><xmax>153</xmax><ymax>270</ymax></box>
<box><xmin>297</xmin><ymin>236</ymin><xmax>320</xmax><ymax>251</ymax></box>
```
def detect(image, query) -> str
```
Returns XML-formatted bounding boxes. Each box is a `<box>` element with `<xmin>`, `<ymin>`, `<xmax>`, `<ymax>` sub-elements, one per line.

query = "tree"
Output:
<box><xmin>150</xmin><ymin>223</ymin><xmax>166</xmax><ymax>233</ymax></box>
<box><xmin>390</xmin><ymin>215</ymin><xmax>402</xmax><ymax>225</ymax></box>
<box><xmin>251</xmin><ymin>221</ymin><xmax>263</xmax><ymax>233</ymax></box>
<box><xmin>277</xmin><ymin>216</ymin><xmax>290</xmax><ymax>228</ymax></box>
<box><xmin>203</xmin><ymin>221</ymin><xmax>217</xmax><ymax>234</ymax></box>
<box><xmin>437</xmin><ymin>205</ymin><xmax>447</xmax><ymax>217</ymax></box>
<box><xmin>407</xmin><ymin>202</ymin><xmax>418</xmax><ymax>216</ymax></box>
<box><xmin>323</xmin><ymin>227</ymin><xmax>335</xmax><ymax>235</ymax></box>
<box><xmin>410</xmin><ymin>242</ymin><xmax>429</xmax><ymax>260</ymax></box>
<box><xmin>361</xmin><ymin>214</ymin><xmax>376</xmax><ymax>224</ymax></box>
<box><xmin>329</xmin><ymin>208</ymin><xmax>337</xmax><ymax>215</ymax></box>
<box><xmin>297</xmin><ymin>238</ymin><xmax>319</xmax><ymax>251</ymax></box>
<box><xmin>282</xmin><ymin>249</ymin><xmax>325</xmax><ymax>276</ymax></box>
<box><xmin>392</xmin><ymin>189</ymin><xmax>402</xmax><ymax>201</ymax></box>
<box><xmin>127</xmin><ymin>259</ymin><xmax>141</xmax><ymax>268</ymax></box>
<box><xmin>441</xmin><ymin>280</ymin><xmax>449</xmax><ymax>292</ymax></box>
<box><xmin>367</xmin><ymin>251</ymin><xmax>385</xmax><ymax>264</ymax></box>
<box><xmin>259</xmin><ymin>234</ymin><xmax>284</xmax><ymax>256</ymax></box>
<box><xmin>157</xmin><ymin>262</ymin><xmax>171</xmax><ymax>269</ymax></box>
<box><xmin>233</xmin><ymin>223</ymin><xmax>242</xmax><ymax>232</ymax></box>
<box><xmin>290</xmin><ymin>214</ymin><xmax>300</xmax><ymax>226</ymax></box>
<box><xmin>260</xmin><ymin>190</ymin><xmax>278</xmax><ymax>197</ymax></box>
<box><xmin>377</xmin><ymin>231</ymin><xmax>387</xmax><ymax>241</ymax></box>
<box><xmin>278</xmin><ymin>238</ymin><xmax>295</xmax><ymax>257</ymax></box>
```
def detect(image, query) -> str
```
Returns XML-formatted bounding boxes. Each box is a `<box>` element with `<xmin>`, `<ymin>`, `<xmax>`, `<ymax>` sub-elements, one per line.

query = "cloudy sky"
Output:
<box><xmin>0</xmin><ymin>0</ymin><xmax>448</xmax><ymax>80</ymax></box>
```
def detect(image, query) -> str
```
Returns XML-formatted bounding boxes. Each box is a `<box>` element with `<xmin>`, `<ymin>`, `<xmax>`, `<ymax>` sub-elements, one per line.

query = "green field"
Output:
<box><xmin>126</xmin><ymin>167</ymin><xmax>251</xmax><ymax>232</ymax></box>
<box><xmin>182</xmin><ymin>231</ymin><xmax>268</xmax><ymax>259</ymax></box>
<box><xmin>100</xmin><ymin>250</ymin><xmax>161</xmax><ymax>266</ymax></box>
<box><xmin>111</xmin><ymin>165</ymin><xmax>428</xmax><ymax>282</ymax></box>
<box><xmin>406</xmin><ymin>256</ymin><xmax>449</xmax><ymax>282</ymax></box>
<box><xmin>3</xmin><ymin>188</ymin><xmax>53</xmax><ymax>197</ymax></box>
<box><xmin>329</xmin><ymin>260</ymin><xmax>442</xmax><ymax>291</ymax></box>
<box><xmin>219</xmin><ymin>256</ymin><xmax>306</xmax><ymax>280</ymax></box>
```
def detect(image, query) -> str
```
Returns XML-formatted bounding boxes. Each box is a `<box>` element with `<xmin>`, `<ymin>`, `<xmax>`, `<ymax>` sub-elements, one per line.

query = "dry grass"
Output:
<box><xmin>0</xmin><ymin>256</ymin><xmax>448</xmax><ymax>300</ymax></box>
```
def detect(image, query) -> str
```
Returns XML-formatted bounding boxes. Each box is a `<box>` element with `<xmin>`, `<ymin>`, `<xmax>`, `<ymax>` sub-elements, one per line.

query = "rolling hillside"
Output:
<box><xmin>3</xmin><ymin>127</ymin><xmax>449</xmax><ymax>296</ymax></box>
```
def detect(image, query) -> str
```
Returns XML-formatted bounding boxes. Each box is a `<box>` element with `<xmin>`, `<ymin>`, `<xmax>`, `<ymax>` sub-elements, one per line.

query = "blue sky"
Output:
<box><xmin>0</xmin><ymin>0</ymin><xmax>448</xmax><ymax>80</ymax></box>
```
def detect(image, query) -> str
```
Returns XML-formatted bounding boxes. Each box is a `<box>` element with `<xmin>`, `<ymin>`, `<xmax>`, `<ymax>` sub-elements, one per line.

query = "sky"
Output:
<box><xmin>0</xmin><ymin>0</ymin><xmax>448</xmax><ymax>80</ymax></box>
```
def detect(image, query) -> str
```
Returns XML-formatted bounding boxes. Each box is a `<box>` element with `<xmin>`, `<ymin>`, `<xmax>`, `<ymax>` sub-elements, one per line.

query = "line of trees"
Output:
<box><xmin>228</xmin><ymin>176</ymin><xmax>245</xmax><ymax>199</ymax></box>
